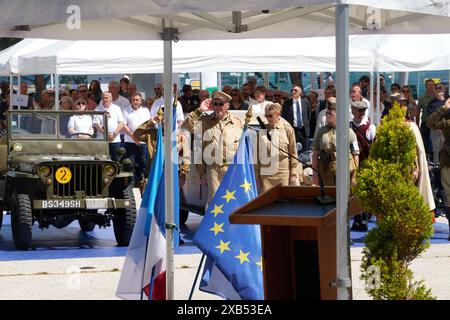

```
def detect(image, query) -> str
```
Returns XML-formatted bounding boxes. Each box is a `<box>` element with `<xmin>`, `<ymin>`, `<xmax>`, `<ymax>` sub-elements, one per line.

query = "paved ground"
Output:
<box><xmin>1</xmin><ymin>244</ymin><xmax>449</xmax><ymax>300</ymax></box>
<box><xmin>0</xmin><ymin>212</ymin><xmax>448</xmax><ymax>300</ymax></box>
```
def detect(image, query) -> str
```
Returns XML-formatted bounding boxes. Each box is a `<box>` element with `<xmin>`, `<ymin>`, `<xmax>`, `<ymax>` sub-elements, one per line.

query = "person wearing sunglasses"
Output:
<box><xmin>181</xmin><ymin>90</ymin><xmax>243</xmax><ymax>204</ymax></box>
<box><xmin>68</xmin><ymin>98</ymin><xmax>94</xmax><ymax>139</ymax></box>
<box><xmin>257</xmin><ymin>103</ymin><xmax>300</xmax><ymax>192</ymax></box>
<box><xmin>401</xmin><ymin>85</ymin><xmax>419</xmax><ymax>124</ymax></box>
<box><xmin>311</xmin><ymin>97</ymin><xmax>359</xmax><ymax>187</ymax></box>
<box><xmin>229</xmin><ymin>89</ymin><xmax>248</xmax><ymax>110</ymax></box>
<box><xmin>281</xmin><ymin>84</ymin><xmax>311</xmax><ymax>153</ymax></box>
<box><xmin>78</xmin><ymin>85</ymin><xmax>95</xmax><ymax>110</ymax></box>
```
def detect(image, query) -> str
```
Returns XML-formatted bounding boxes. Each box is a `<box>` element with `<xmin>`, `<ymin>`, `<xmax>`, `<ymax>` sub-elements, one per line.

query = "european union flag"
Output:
<box><xmin>193</xmin><ymin>129</ymin><xmax>263</xmax><ymax>300</ymax></box>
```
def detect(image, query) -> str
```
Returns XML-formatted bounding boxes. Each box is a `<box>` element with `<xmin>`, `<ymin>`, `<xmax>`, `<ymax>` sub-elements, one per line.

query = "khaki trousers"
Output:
<box><xmin>206</xmin><ymin>164</ymin><xmax>230</xmax><ymax>206</ymax></box>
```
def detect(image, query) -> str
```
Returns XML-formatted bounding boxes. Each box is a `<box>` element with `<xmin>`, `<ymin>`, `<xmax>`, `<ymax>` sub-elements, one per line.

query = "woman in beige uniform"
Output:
<box><xmin>257</xmin><ymin>103</ymin><xmax>300</xmax><ymax>193</ymax></box>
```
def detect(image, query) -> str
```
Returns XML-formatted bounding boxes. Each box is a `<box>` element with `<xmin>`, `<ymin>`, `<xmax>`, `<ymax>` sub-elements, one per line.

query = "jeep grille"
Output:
<box><xmin>52</xmin><ymin>164</ymin><xmax>103</xmax><ymax>197</ymax></box>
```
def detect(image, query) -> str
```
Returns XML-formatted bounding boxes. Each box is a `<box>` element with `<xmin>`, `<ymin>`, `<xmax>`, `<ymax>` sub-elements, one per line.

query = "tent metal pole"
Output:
<box><xmin>376</xmin><ymin>73</ymin><xmax>381</xmax><ymax>126</ymax></box>
<box><xmin>55</xmin><ymin>74</ymin><xmax>60</xmax><ymax>110</ymax></box>
<box><xmin>9</xmin><ymin>73</ymin><xmax>13</xmax><ymax>110</ymax></box>
<box><xmin>163</xmin><ymin>25</ymin><xmax>175</xmax><ymax>301</ymax></box>
<box><xmin>217</xmin><ymin>72</ymin><xmax>222</xmax><ymax>90</ymax></box>
<box><xmin>369</xmin><ymin>72</ymin><xmax>374</xmax><ymax>122</ymax></box>
<box><xmin>263</xmin><ymin>72</ymin><xmax>269</xmax><ymax>89</ymax></box>
<box><xmin>50</xmin><ymin>74</ymin><xmax>54</xmax><ymax>89</ymax></box>
<box><xmin>335</xmin><ymin>4</ymin><xmax>351</xmax><ymax>300</ymax></box>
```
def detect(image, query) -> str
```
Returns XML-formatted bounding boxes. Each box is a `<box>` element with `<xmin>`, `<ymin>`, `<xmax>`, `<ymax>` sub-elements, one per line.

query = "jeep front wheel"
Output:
<box><xmin>11</xmin><ymin>193</ymin><xmax>32</xmax><ymax>250</ymax></box>
<box><xmin>113</xmin><ymin>187</ymin><xmax>137</xmax><ymax>246</ymax></box>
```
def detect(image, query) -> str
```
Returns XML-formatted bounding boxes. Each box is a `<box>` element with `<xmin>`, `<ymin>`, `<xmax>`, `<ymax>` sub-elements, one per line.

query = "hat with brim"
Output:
<box><xmin>212</xmin><ymin>90</ymin><xmax>231</xmax><ymax>102</ymax></box>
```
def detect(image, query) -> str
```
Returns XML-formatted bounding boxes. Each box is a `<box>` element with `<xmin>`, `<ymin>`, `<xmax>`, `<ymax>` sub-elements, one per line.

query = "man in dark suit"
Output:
<box><xmin>281</xmin><ymin>84</ymin><xmax>311</xmax><ymax>152</ymax></box>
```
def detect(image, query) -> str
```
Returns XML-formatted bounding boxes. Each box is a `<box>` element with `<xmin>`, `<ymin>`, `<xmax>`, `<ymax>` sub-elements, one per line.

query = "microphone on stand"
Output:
<box><xmin>256</xmin><ymin>116</ymin><xmax>335</xmax><ymax>205</ymax></box>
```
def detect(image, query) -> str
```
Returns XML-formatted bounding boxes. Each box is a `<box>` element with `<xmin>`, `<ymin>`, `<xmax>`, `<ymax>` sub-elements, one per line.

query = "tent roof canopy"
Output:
<box><xmin>1</xmin><ymin>1</ymin><xmax>450</xmax><ymax>40</ymax></box>
<box><xmin>11</xmin><ymin>37</ymin><xmax>372</xmax><ymax>75</ymax></box>
<box><xmin>0</xmin><ymin>34</ymin><xmax>449</xmax><ymax>75</ymax></box>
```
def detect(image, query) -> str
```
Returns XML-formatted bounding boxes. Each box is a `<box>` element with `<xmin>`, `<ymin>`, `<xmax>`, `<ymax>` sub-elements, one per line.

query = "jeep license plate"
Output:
<box><xmin>41</xmin><ymin>200</ymin><xmax>82</xmax><ymax>209</ymax></box>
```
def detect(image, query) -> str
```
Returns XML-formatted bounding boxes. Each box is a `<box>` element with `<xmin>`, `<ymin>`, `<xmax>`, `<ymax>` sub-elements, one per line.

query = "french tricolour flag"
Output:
<box><xmin>116</xmin><ymin>126</ymin><xmax>178</xmax><ymax>300</ymax></box>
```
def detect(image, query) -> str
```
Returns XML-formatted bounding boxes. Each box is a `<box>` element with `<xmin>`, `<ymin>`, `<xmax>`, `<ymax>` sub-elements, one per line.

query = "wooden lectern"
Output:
<box><xmin>229</xmin><ymin>185</ymin><xmax>361</xmax><ymax>300</ymax></box>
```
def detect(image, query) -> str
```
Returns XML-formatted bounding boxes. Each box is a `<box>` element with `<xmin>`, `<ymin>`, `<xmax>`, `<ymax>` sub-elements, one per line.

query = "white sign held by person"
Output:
<box><xmin>12</xmin><ymin>94</ymin><xmax>28</xmax><ymax>108</ymax></box>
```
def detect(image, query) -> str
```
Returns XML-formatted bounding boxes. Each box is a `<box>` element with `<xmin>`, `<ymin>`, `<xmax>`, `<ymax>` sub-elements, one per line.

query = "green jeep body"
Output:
<box><xmin>0</xmin><ymin>110</ymin><xmax>137</xmax><ymax>249</ymax></box>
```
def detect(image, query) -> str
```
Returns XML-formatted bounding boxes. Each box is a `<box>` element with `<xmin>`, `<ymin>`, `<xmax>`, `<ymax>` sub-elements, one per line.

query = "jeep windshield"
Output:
<box><xmin>7</xmin><ymin>110</ymin><xmax>108</xmax><ymax>140</ymax></box>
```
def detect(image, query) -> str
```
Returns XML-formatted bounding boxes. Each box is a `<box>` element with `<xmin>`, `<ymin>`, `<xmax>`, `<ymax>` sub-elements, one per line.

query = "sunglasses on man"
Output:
<box><xmin>212</xmin><ymin>101</ymin><xmax>225</xmax><ymax>107</ymax></box>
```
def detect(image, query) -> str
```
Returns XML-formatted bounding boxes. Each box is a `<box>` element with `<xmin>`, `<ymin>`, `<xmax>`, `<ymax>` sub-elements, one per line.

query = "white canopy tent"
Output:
<box><xmin>9</xmin><ymin>34</ymin><xmax>450</xmax><ymax>75</ymax></box>
<box><xmin>1</xmin><ymin>0</ymin><xmax>450</xmax><ymax>300</ymax></box>
<box><xmin>0</xmin><ymin>38</ymin><xmax>57</xmax><ymax>75</ymax></box>
<box><xmin>12</xmin><ymin>37</ymin><xmax>373</xmax><ymax>74</ymax></box>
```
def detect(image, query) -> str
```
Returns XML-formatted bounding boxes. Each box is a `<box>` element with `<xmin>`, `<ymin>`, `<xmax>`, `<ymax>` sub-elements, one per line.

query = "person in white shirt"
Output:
<box><xmin>93</xmin><ymin>92</ymin><xmax>125</xmax><ymax>161</ymax></box>
<box><xmin>108</xmin><ymin>81</ymin><xmax>131</xmax><ymax>113</ymax></box>
<box><xmin>108</xmin><ymin>81</ymin><xmax>132</xmax><ymax>144</ymax></box>
<box><xmin>123</xmin><ymin>93</ymin><xmax>151</xmax><ymax>183</ymax></box>
<box><xmin>68</xmin><ymin>98</ymin><xmax>94</xmax><ymax>139</ymax></box>
<box><xmin>149</xmin><ymin>88</ymin><xmax>185</xmax><ymax>127</ymax></box>
<box><xmin>249</xmin><ymin>86</ymin><xmax>272</xmax><ymax>116</ymax></box>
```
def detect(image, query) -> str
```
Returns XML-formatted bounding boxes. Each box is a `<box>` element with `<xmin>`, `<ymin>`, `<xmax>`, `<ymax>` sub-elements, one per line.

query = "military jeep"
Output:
<box><xmin>0</xmin><ymin>110</ymin><xmax>137</xmax><ymax>249</ymax></box>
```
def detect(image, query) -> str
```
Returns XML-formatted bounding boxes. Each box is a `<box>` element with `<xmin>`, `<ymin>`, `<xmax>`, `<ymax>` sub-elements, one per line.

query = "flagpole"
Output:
<box><xmin>188</xmin><ymin>253</ymin><xmax>205</xmax><ymax>300</ymax></box>
<box><xmin>162</xmin><ymin>21</ymin><xmax>177</xmax><ymax>300</ymax></box>
<box><xmin>139</xmin><ymin>234</ymin><xmax>151</xmax><ymax>300</ymax></box>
